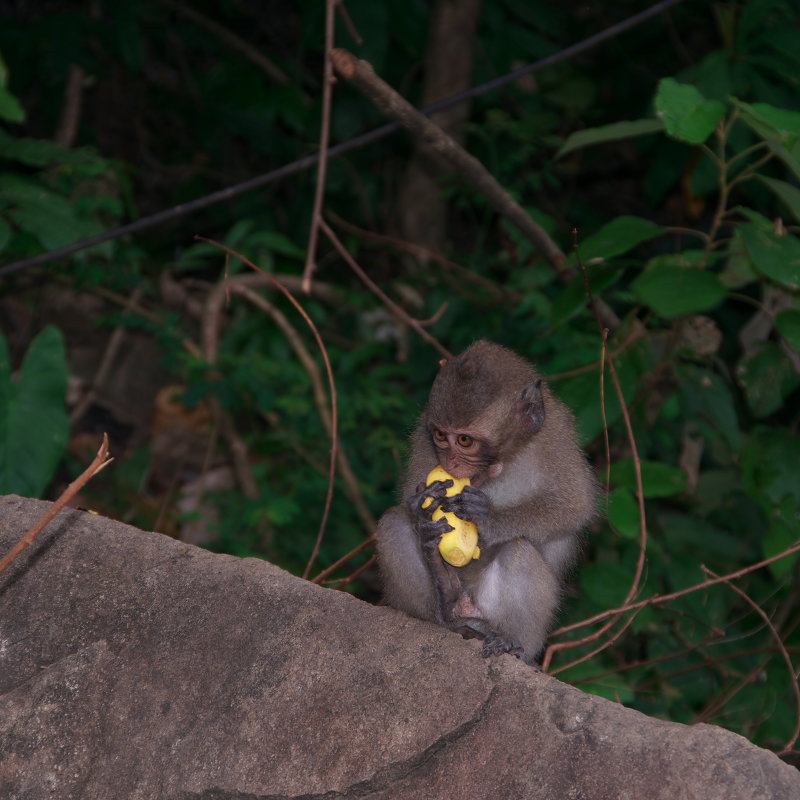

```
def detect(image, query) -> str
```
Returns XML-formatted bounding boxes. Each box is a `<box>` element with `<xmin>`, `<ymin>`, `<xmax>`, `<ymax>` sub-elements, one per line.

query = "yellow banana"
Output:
<box><xmin>422</xmin><ymin>466</ymin><xmax>481</xmax><ymax>567</ymax></box>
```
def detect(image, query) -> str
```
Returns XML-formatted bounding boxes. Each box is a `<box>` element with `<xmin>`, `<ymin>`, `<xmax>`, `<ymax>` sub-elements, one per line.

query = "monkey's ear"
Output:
<box><xmin>518</xmin><ymin>379</ymin><xmax>545</xmax><ymax>433</ymax></box>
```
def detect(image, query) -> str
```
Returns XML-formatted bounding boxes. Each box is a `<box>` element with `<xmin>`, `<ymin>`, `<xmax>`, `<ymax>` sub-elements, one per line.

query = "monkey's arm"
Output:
<box><xmin>444</xmin><ymin>479</ymin><xmax>595</xmax><ymax>559</ymax></box>
<box><xmin>376</xmin><ymin>483</ymin><xmax>462</xmax><ymax>625</ymax></box>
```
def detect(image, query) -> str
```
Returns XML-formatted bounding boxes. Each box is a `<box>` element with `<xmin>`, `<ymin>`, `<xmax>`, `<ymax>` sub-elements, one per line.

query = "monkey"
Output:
<box><xmin>376</xmin><ymin>339</ymin><xmax>597</xmax><ymax>666</ymax></box>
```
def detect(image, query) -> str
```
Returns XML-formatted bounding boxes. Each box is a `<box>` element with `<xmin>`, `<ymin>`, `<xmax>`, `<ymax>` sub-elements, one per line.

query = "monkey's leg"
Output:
<box><xmin>471</xmin><ymin>539</ymin><xmax>559</xmax><ymax>666</ymax></box>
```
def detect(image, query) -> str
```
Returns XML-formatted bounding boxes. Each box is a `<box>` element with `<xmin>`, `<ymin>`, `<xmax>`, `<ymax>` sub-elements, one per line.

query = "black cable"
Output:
<box><xmin>0</xmin><ymin>0</ymin><xmax>685</xmax><ymax>278</ymax></box>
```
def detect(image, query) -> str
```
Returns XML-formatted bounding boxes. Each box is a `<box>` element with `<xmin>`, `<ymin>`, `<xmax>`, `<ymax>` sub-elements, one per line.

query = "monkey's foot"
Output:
<box><xmin>481</xmin><ymin>632</ymin><xmax>523</xmax><ymax>659</ymax></box>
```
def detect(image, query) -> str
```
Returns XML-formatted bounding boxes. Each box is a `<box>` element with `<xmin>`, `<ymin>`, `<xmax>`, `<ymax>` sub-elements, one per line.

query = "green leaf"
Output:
<box><xmin>737</xmin><ymin>342</ymin><xmax>800</xmax><ymax>418</ymax></box>
<box><xmin>742</xmin><ymin>428</ymin><xmax>800</xmax><ymax>507</ymax></box>
<box><xmin>558</xmin><ymin>350</ymin><xmax>640</xmax><ymax>446</ymax></box>
<box><xmin>0</xmin><ymin>326</ymin><xmax>69</xmax><ymax>497</ymax></box>
<box><xmin>739</xmin><ymin>223</ymin><xmax>800</xmax><ymax>290</ymax></box>
<box><xmin>0</xmin><ymin>86</ymin><xmax>25</xmax><ymax>123</ymax></box>
<box><xmin>0</xmin><ymin>130</ymin><xmax>108</xmax><ymax>169</ymax></box>
<box><xmin>252</xmin><ymin>230</ymin><xmax>306</xmax><ymax>260</ymax></box>
<box><xmin>776</xmin><ymin>310</ymin><xmax>800</xmax><ymax>353</ymax></box>
<box><xmin>631</xmin><ymin>266</ymin><xmax>726</xmax><ymax>318</ymax></box>
<box><xmin>757</xmin><ymin>176</ymin><xmax>800</xmax><ymax>224</ymax></box>
<box><xmin>570</xmin><ymin>216</ymin><xmax>665</xmax><ymax>265</ymax></box>
<box><xmin>550</xmin><ymin>266</ymin><xmax>622</xmax><ymax>328</ymax></box>
<box><xmin>611</xmin><ymin>459</ymin><xmax>687</xmax><ymax>498</ymax></box>
<box><xmin>762</xmin><ymin>507</ymin><xmax>799</xmax><ymax>580</ymax></box>
<box><xmin>654</xmin><ymin>78</ymin><xmax>726</xmax><ymax>144</ymax></box>
<box><xmin>556</xmin><ymin>119</ymin><xmax>663</xmax><ymax>158</ymax></box>
<box><xmin>0</xmin><ymin>174</ymin><xmax>104</xmax><ymax>250</ymax></box>
<box><xmin>608</xmin><ymin>487</ymin><xmax>640</xmax><ymax>539</ymax></box>
<box><xmin>733</xmin><ymin>99</ymin><xmax>800</xmax><ymax>149</ymax></box>
<box><xmin>675</xmin><ymin>364</ymin><xmax>741</xmax><ymax>452</ymax></box>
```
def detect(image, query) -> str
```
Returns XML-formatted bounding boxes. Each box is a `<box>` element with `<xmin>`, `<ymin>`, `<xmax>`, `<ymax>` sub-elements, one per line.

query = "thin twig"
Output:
<box><xmin>327</xmin><ymin>211</ymin><xmax>519</xmax><ymax>302</ymax></box>
<box><xmin>1</xmin><ymin>0</ymin><xmax>685</xmax><ymax>278</ymax></box>
<box><xmin>303</xmin><ymin>0</ymin><xmax>337</xmax><ymax>293</ymax></box>
<box><xmin>70</xmin><ymin>287</ymin><xmax>144</xmax><ymax>424</ymax></box>
<box><xmin>320</xmin><ymin>219</ymin><xmax>452</xmax><ymax>359</ymax></box>
<box><xmin>157</xmin><ymin>0</ymin><xmax>292</xmax><ymax>85</ymax></box>
<box><xmin>232</xmin><ymin>282</ymin><xmax>376</xmax><ymax>533</ymax></box>
<box><xmin>54</xmin><ymin>64</ymin><xmax>85</xmax><ymax>148</ymax></box>
<box><xmin>311</xmin><ymin>534</ymin><xmax>377</xmax><ymax>585</ymax></box>
<box><xmin>335</xmin><ymin>0</ymin><xmax>363</xmax><ymax>45</ymax></box>
<box><xmin>553</xmin><ymin>539</ymin><xmax>800</xmax><ymax>638</ymax></box>
<box><xmin>330</xmin><ymin>48</ymin><xmax>568</xmax><ymax>275</ymax></box>
<box><xmin>0</xmin><ymin>434</ymin><xmax>113</xmax><ymax>575</ymax></box>
<box><xmin>703</xmin><ymin>566</ymin><xmax>800</xmax><ymax>753</ymax></box>
<box><xmin>197</xmin><ymin>238</ymin><xmax>338</xmax><ymax>580</ymax></box>
<box><xmin>576</xmin><ymin>238</ymin><xmax>648</xmax><ymax>610</ymax></box>
<box><xmin>546</xmin><ymin>322</ymin><xmax>645</xmax><ymax>381</ymax></box>
<box><xmin>322</xmin><ymin>553</ymin><xmax>377</xmax><ymax>587</ymax></box>
<box><xmin>542</xmin><ymin>237</ymin><xmax>648</xmax><ymax>672</ymax></box>
<box><xmin>552</xmin><ymin>607</ymin><xmax>645</xmax><ymax>676</ymax></box>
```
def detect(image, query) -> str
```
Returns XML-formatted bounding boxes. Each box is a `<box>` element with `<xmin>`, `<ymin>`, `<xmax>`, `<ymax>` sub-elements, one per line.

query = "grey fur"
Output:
<box><xmin>376</xmin><ymin>340</ymin><xmax>597</xmax><ymax>665</ymax></box>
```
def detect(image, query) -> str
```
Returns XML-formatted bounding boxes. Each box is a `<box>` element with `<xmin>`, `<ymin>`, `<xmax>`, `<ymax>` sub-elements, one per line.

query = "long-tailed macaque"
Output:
<box><xmin>377</xmin><ymin>340</ymin><xmax>596</xmax><ymax>665</ymax></box>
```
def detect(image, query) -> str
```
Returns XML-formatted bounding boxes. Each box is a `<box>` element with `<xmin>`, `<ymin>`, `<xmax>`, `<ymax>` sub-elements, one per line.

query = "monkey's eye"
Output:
<box><xmin>456</xmin><ymin>434</ymin><xmax>474</xmax><ymax>448</ymax></box>
<box><xmin>433</xmin><ymin>429</ymin><xmax>447</xmax><ymax>442</ymax></box>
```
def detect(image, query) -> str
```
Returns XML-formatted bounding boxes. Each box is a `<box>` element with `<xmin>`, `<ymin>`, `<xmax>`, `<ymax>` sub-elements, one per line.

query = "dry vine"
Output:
<box><xmin>0</xmin><ymin>434</ymin><xmax>113</xmax><ymax>575</ymax></box>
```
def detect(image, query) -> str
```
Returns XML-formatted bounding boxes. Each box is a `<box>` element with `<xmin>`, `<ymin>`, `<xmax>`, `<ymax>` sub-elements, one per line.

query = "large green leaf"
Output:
<box><xmin>556</xmin><ymin>119</ymin><xmax>663</xmax><ymax>158</ymax></box>
<box><xmin>741</xmin><ymin>428</ymin><xmax>800</xmax><ymax>579</ymax></box>
<box><xmin>675</xmin><ymin>364</ymin><xmax>741</xmax><ymax>452</ymax></box>
<box><xmin>607</xmin><ymin>486</ymin><xmax>640</xmax><ymax>539</ymax></box>
<box><xmin>631</xmin><ymin>266</ymin><xmax>726</xmax><ymax>318</ymax></box>
<box><xmin>0</xmin><ymin>326</ymin><xmax>69</xmax><ymax>497</ymax></box>
<box><xmin>739</xmin><ymin>222</ymin><xmax>800</xmax><ymax>290</ymax></box>
<box><xmin>733</xmin><ymin>99</ymin><xmax>800</xmax><ymax>149</ymax></box>
<box><xmin>654</xmin><ymin>78</ymin><xmax>726</xmax><ymax>144</ymax></box>
<box><xmin>570</xmin><ymin>216</ymin><xmax>665</xmax><ymax>265</ymax></box>
<box><xmin>0</xmin><ymin>174</ymin><xmax>104</xmax><ymax>250</ymax></box>
<box><xmin>757</xmin><ymin>176</ymin><xmax>800</xmax><ymax>224</ymax></box>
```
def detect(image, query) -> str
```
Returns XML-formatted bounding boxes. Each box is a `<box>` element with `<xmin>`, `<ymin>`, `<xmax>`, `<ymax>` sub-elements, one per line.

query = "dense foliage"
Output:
<box><xmin>0</xmin><ymin>0</ymin><xmax>798</xmax><ymax>756</ymax></box>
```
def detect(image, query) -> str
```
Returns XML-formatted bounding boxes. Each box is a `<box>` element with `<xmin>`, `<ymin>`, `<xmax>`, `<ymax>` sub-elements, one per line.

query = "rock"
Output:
<box><xmin>1</xmin><ymin>494</ymin><xmax>797</xmax><ymax>799</ymax></box>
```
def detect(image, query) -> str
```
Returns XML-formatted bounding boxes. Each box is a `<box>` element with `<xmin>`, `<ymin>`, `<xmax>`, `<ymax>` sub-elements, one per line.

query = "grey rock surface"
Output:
<box><xmin>1</xmin><ymin>494</ymin><xmax>798</xmax><ymax>800</ymax></box>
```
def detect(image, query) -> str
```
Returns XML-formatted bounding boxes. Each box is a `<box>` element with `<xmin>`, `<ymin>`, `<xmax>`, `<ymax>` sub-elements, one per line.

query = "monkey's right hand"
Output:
<box><xmin>408</xmin><ymin>480</ymin><xmax>455</xmax><ymax>550</ymax></box>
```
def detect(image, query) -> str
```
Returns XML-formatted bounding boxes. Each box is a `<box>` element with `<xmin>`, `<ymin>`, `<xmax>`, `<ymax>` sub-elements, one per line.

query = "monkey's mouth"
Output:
<box><xmin>470</xmin><ymin>471</ymin><xmax>490</xmax><ymax>488</ymax></box>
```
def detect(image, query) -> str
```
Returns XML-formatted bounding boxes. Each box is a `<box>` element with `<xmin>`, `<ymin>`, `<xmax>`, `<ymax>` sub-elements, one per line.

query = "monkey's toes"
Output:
<box><xmin>481</xmin><ymin>633</ymin><xmax>524</xmax><ymax>659</ymax></box>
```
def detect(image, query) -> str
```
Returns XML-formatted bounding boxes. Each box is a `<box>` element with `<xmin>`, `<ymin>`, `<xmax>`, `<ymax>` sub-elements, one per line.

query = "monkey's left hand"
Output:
<box><xmin>442</xmin><ymin>485</ymin><xmax>491</xmax><ymax>527</ymax></box>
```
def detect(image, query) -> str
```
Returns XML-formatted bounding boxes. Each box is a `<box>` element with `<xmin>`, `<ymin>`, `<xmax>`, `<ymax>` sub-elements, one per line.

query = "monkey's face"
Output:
<box><xmin>430</xmin><ymin>427</ymin><xmax>500</xmax><ymax>484</ymax></box>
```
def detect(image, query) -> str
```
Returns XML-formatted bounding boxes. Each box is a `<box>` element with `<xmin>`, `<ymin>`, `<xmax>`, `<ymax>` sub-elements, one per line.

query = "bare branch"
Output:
<box><xmin>303</xmin><ymin>0</ymin><xmax>337</xmax><ymax>293</ymax></box>
<box><xmin>0</xmin><ymin>434</ymin><xmax>113</xmax><ymax>575</ymax></box>
<box><xmin>330</xmin><ymin>48</ymin><xmax>568</xmax><ymax>276</ymax></box>
<box><xmin>320</xmin><ymin>219</ymin><xmax>452</xmax><ymax>359</ymax></box>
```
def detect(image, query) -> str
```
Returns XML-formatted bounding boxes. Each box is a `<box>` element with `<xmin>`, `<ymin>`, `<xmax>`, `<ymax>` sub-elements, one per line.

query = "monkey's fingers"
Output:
<box><xmin>408</xmin><ymin>480</ymin><xmax>452</xmax><ymax>517</ymax></box>
<box><xmin>425</xmin><ymin>479</ymin><xmax>454</xmax><ymax>497</ymax></box>
<box><xmin>417</xmin><ymin>517</ymin><xmax>454</xmax><ymax>548</ymax></box>
<box><xmin>442</xmin><ymin>485</ymin><xmax>490</xmax><ymax>526</ymax></box>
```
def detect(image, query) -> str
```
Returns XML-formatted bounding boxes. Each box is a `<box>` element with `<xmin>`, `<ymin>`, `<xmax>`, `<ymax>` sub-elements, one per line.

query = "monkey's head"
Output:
<box><xmin>425</xmin><ymin>340</ymin><xmax>545</xmax><ymax>483</ymax></box>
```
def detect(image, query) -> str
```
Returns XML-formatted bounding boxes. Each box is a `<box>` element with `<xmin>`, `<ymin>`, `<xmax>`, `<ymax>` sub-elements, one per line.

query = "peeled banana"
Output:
<box><xmin>422</xmin><ymin>465</ymin><xmax>481</xmax><ymax>567</ymax></box>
